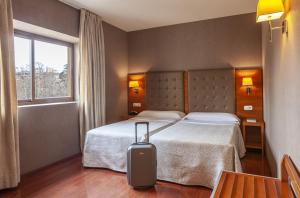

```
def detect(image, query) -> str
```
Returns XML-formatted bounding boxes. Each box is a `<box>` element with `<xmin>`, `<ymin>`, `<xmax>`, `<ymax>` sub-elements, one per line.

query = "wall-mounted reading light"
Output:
<box><xmin>129</xmin><ymin>80</ymin><xmax>140</xmax><ymax>94</ymax></box>
<box><xmin>256</xmin><ymin>0</ymin><xmax>287</xmax><ymax>42</ymax></box>
<box><xmin>242</xmin><ymin>77</ymin><xmax>253</xmax><ymax>96</ymax></box>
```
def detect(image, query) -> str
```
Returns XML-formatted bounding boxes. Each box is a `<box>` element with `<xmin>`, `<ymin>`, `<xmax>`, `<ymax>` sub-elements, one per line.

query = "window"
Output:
<box><xmin>14</xmin><ymin>31</ymin><xmax>74</xmax><ymax>105</ymax></box>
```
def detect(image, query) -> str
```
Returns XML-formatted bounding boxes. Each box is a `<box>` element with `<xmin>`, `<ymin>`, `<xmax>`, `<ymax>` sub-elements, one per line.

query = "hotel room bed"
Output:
<box><xmin>145</xmin><ymin>113</ymin><xmax>246</xmax><ymax>189</ymax></box>
<box><xmin>83</xmin><ymin>111</ymin><xmax>185</xmax><ymax>172</ymax></box>
<box><xmin>84</xmin><ymin>71</ymin><xmax>186</xmax><ymax>172</ymax></box>
<box><xmin>84</xmin><ymin>69</ymin><xmax>245</xmax><ymax>189</ymax></box>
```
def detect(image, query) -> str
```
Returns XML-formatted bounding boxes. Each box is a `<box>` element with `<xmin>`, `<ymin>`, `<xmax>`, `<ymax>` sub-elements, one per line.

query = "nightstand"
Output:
<box><xmin>242</xmin><ymin>120</ymin><xmax>265</xmax><ymax>155</ymax></box>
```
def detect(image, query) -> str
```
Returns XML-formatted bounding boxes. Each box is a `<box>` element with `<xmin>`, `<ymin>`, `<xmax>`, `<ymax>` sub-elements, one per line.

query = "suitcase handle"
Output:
<box><xmin>135</xmin><ymin>122</ymin><xmax>150</xmax><ymax>143</ymax></box>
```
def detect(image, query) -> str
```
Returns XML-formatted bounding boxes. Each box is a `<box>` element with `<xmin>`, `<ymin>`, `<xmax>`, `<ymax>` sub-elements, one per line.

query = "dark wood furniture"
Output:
<box><xmin>235</xmin><ymin>68</ymin><xmax>263</xmax><ymax>122</ymax></box>
<box><xmin>211</xmin><ymin>155</ymin><xmax>300</xmax><ymax>198</ymax></box>
<box><xmin>128</xmin><ymin>73</ymin><xmax>145</xmax><ymax>114</ymax></box>
<box><xmin>235</xmin><ymin>68</ymin><xmax>264</xmax><ymax>154</ymax></box>
<box><xmin>242</xmin><ymin>120</ymin><xmax>265</xmax><ymax>154</ymax></box>
<box><xmin>128</xmin><ymin>69</ymin><xmax>263</xmax><ymax>116</ymax></box>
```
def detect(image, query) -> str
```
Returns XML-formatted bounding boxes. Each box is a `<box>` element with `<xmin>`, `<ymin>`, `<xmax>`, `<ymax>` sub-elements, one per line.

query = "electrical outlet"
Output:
<box><xmin>133</xmin><ymin>103</ymin><xmax>141</xmax><ymax>107</ymax></box>
<box><xmin>244</xmin><ymin>105</ymin><xmax>253</xmax><ymax>111</ymax></box>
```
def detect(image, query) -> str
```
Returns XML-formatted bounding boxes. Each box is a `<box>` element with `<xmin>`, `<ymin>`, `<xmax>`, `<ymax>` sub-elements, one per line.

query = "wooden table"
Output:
<box><xmin>211</xmin><ymin>171</ymin><xmax>291</xmax><ymax>198</ymax></box>
<box><xmin>211</xmin><ymin>155</ymin><xmax>300</xmax><ymax>198</ymax></box>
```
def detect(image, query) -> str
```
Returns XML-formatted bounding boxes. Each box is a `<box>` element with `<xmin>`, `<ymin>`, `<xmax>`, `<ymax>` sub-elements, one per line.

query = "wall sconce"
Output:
<box><xmin>242</xmin><ymin>77</ymin><xmax>253</xmax><ymax>96</ymax></box>
<box><xmin>256</xmin><ymin>0</ymin><xmax>287</xmax><ymax>42</ymax></box>
<box><xmin>129</xmin><ymin>80</ymin><xmax>140</xmax><ymax>94</ymax></box>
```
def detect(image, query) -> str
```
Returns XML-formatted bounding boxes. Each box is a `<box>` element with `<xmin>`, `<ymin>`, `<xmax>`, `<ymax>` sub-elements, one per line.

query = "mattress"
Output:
<box><xmin>147</xmin><ymin>119</ymin><xmax>246</xmax><ymax>189</ymax></box>
<box><xmin>83</xmin><ymin>116</ymin><xmax>178</xmax><ymax>172</ymax></box>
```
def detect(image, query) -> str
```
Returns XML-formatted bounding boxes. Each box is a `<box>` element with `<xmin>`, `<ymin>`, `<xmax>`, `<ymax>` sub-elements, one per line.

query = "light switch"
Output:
<box><xmin>133</xmin><ymin>103</ymin><xmax>141</xmax><ymax>107</ymax></box>
<box><xmin>244</xmin><ymin>105</ymin><xmax>253</xmax><ymax>111</ymax></box>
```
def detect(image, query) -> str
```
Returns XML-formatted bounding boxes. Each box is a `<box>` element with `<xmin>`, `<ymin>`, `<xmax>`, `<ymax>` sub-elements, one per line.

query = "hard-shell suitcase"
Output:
<box><xmin>127</xmin><ymin>122</ymin><xmax>157</xmax><ymax>188</ymax></box>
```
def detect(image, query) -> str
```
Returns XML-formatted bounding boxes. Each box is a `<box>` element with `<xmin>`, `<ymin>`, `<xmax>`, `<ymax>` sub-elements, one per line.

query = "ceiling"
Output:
<box><xmin>60</xmin><ymin>0</ymin><xmax>257</xmax><ymax>32</ymax></box>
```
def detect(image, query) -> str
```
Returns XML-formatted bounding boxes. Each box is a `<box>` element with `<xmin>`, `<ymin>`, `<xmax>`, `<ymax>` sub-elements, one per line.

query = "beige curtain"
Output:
<box><xmin>79</xmin><ymin>9</ymin><xmax>106</xmax><ymax>151</ymax></box>
<box><xmin>0</xmin><ymin>0</ymin><xmax>20</xmax><ymax>190</ymax></box>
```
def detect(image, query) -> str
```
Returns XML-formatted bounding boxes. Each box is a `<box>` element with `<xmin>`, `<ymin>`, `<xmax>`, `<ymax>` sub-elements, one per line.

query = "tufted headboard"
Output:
<box><xmin>145</xmin><ymin>71</ymin><xmax>184</xmax><ymax>111</ymax></box>
<box><xmin>188</xmin><ymin>68</ymin><xmax>235</xmax><ymax>113</ymax></box>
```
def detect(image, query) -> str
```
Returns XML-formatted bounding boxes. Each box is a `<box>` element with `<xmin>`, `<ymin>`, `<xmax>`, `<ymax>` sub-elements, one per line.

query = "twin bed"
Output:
<box><xmin>149</xmin><ymin>113</ymin><xmax>245</xmax><ymax>188</ymax></box>
<box><xmin>83</xmin><ymin>111</ymin><xmax>245</xmax><ymax>188</ymax></box>
<box><xmin>83</xmin><ymin>111</ymin><xmax>183</xmax><ymax>172</ymax></box>
<box><xmin>83</xmin><ymin>69</ymin><xmax>246</xmax><ymax>189</ymax></box>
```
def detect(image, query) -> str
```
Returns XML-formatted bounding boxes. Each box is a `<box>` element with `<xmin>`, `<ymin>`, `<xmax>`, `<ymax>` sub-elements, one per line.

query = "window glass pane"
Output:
<box><xmin>34</xmin><ymin>40</ymin><xmax>70</xmax><ymax>98</ymax></box>
<box><xmin>14</xmin><ymin>36</ymin><xmax>32</xmax><ymax>100</ymax></box>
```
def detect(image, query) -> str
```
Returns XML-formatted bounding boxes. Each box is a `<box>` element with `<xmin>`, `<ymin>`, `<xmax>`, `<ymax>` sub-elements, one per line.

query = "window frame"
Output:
<box><xmin>14</xmin><ymin>30</ymin><xmax>75</xmax><ymax>105</ymax></box>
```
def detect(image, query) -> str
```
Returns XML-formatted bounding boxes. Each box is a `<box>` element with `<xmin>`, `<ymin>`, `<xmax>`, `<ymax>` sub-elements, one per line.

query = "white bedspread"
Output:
<box><xmin>83</xmin><ymin>116</ymin><xmax>177</xmax><ymax>172</ymax></box>
<box><xmin>148</xmin><ymin>120</ymin><xmax>246</xmax><ymax>188</ymax></box>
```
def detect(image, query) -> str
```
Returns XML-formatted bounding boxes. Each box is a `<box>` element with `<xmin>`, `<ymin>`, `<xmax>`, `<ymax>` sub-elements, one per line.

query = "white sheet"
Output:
<box><xmin>147</xmin><ymin>119</ymin><xmax>246</xmax><ymax>189</ymax></box>
<box><xmin>138</xmin><ymin>110</ymin><xmax>186</xmax><ymax>120</ymax></box>
<box><xmin>184</xmin><ymin>112</ymin><xmax>240</xmax><ymax>124</ymax></box>
<box><xmin>83</xmin><ymin>116</ymin><xmax>178</xmax><ymax>172</ymax></box>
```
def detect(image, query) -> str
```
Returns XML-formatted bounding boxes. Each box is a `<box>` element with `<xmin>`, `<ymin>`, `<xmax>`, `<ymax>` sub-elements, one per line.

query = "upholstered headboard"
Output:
<box><xmin>188</xmin><ymin>68</ymin><xmax>235</xmax><ymax>113</ymax></box>
<box><xmin>145</xmin><ymin>71</ymin><xmax>184</xmax><ymax>111</ymax></box>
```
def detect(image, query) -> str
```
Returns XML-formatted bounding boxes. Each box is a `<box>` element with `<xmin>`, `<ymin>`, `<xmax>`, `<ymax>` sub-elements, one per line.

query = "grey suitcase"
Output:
<box><xmin>127</xmin><ymin>122</ymin><xmax>157</xmax><ymax>188</ymax></box>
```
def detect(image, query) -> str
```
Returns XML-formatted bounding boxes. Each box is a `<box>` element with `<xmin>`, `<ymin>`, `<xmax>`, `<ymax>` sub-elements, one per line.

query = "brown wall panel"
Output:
<box><xmin>12</xmin><ymin>0</ymin><xmax>80</xmax><ymax>37</ymax></box>
<box><xmin>103</xmin><ymin>22</ymin><xmax>128</xmax><ymax>123</ymax></box>
<box><xmin>128</xmin><ymin>13</ymin><xmax>262</xmax><ymax>73</ymax></box>
<box><xmin>128</xmin><ymin>74</ymin><xmax>145</xmax><ymax>114</ymax></box>
<box><xmin>18</xmin><ymin>103</ymin><xmax>80</xmax><ymax>174</ymax></box>
<box><xmin>235</xmin><ymin>68</ymin><xmax>263</xmax><ymax>121</ymax></box>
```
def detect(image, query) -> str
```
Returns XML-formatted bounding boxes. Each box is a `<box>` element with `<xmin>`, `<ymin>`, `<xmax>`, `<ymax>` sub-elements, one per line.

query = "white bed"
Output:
<box><xmin>145</xmin><ymin>112</ymin><xmax>246</xmax><ymax>189</ymax></box>
<box><xmin>83</xmin><ymin>111</ymin><xmax>185</xmax><ymax>172</ymax></box>
<box><xmin>84</xmin><ymin>111</ymin><xmax>245</xmax><ymax>189</ymax></box>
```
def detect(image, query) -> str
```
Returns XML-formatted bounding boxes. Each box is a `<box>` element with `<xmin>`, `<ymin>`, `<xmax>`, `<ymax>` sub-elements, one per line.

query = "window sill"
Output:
<box><xmin>18</xmin><ymin>97</ymin><xmax>75</xmax><ymax>106</ymax></box>
<box><xmin>18</xmin><ymin>101</ymin><xmax>78</xmax><ymax>108</ymax></box>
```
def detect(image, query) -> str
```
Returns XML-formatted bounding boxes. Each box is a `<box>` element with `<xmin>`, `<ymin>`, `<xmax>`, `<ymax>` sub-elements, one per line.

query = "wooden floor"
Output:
<box><xmin>0</xmin><ymin>150</ymin><xmax>270</xmax><ymax>198</ymax></box>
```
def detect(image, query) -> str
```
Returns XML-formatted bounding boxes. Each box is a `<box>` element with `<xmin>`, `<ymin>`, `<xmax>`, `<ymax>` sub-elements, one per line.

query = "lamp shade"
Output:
<box><xmin>256</xmin><ymin>0</ymin><xmax>285</xmax><ymax>22</ymax></box>
<box><xmin>242</xmin><ymin>77</ymin><xmax>253</xmax><ymax>86</ymax></box>
<box><xmin>129</xmin><ymin>81</ymin><xmax>139</xmax><ymax>88</ymax></box>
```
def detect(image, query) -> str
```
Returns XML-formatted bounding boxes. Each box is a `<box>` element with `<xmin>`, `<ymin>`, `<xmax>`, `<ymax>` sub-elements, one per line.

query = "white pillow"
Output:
<box><xmin>137</xmin><ymin>110</ymin><xmax>185</xmax><ymax>120</ymax></box>
<box><xmin>184</xmin><ymin>112</ymin><xmax>240</xmax><ymax>124</ymax></box>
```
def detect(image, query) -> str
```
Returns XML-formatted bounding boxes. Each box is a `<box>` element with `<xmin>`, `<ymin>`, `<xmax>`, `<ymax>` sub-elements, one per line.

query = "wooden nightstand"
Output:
<box><xmin>242</xmin><ymin>120</ymin><xmax>265</xmax><ymax>154</ymax></box>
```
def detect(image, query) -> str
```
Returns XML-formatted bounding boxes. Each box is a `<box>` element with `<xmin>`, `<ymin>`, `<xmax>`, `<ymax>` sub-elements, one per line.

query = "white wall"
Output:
<box><xmin>262</xmin><ymin>0</ymin><xmax>300</xmax><ymax>176</ymax></box>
